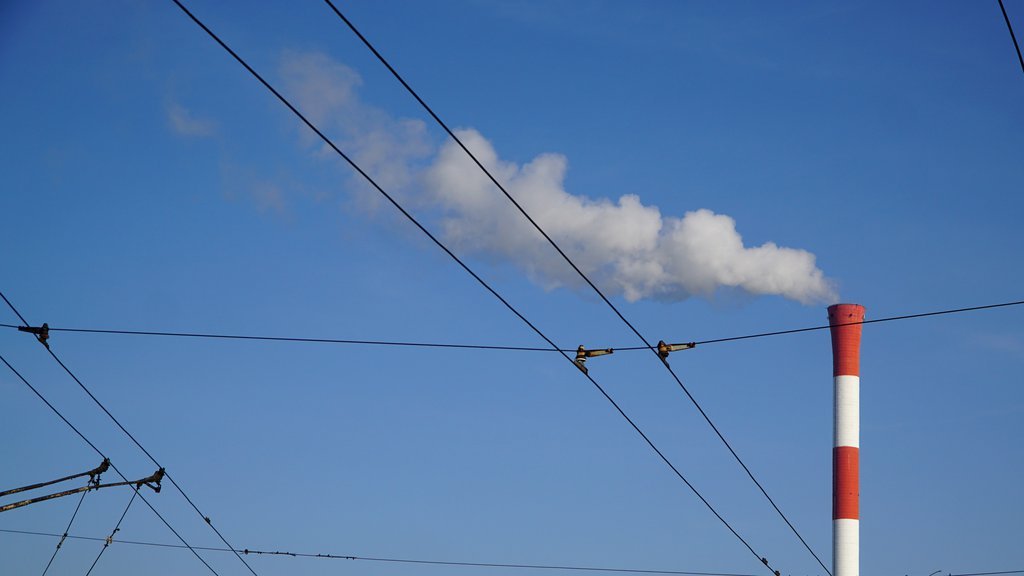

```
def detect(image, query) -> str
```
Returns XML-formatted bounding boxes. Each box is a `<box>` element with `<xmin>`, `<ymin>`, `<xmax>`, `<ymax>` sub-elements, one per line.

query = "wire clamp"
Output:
<box><xmin>88</xmin><ymin>458</ymin><xmax>111</xmax><ymax>486</ymax></box>
<box><xmin>574</xmin><ymin>345</ymin><xmax>613</xmax><ymax>375</ymax></box>
<box><xmin>657</xmin><ymin>340</ymin><xmax>695</xmax><ymax>359</ymax></box>
<box><xmin>17</xmin><ymin>323</ymin><xmax>50</xmax><ymax>349</ymax></box>
<box><xmin>135</xmin><ymin>468</ymin><xmax>165</xmax><ymax>493</ymax></box>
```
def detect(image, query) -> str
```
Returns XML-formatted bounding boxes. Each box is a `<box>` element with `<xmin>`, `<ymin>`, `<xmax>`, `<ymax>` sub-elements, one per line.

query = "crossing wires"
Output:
<box><xmin>0</xmin><ymin>353</ymin><xmax>221</xmax><ymax>575</ymax></box>
<box><xmin>0</xmin><ymin>290</ymin><xmax>253</xmax><ymax>576</ymax></box>
<box><xmin>320</xmin><ymin>3</ymin><xmax>827</xmax><ymax>573</ymax></box>
<box><xmin>167</xmin><ymin>1</ymin><xmax>783</xmax><ymax>573</ymax></box>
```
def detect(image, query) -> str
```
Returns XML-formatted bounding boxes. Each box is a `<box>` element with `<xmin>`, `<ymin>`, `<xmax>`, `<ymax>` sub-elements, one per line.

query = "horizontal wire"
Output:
<box><xmin>694</xmin><ymin>300</ymin><xmax>1024</xmax><ymax>345</ymax></box>
<box><xmin>2</xmin><ymin>299</ymin><xmax>1021</xmax><ymax>353</ymax></box>
<box><xmin>0</xmin><ymin>325</ymin><xmax>568</xmax><ymax>351</ymax></box>
<box><xmin>6</xmin><ymin>527</ymin><xmax>1019</xmax><ymax>576</ymax></box>
<box><xmin>950</xmin><ymin>572</ymin><xmax>1024</xmax><ymax>576</ymax></box>
<box><xmin>0</xmin><ymin>528</ymin><xmax>757</xmax><ymax>576</ymax></box>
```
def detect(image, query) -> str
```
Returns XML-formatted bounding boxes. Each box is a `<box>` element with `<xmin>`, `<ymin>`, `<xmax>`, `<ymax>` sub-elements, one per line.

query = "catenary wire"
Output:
<box><xmin>0</xmin><ymin>353</ymin><xmax>220</xmax><ymax>575</ymax></box>
<box><xmin>0</xmin><ymin>528</ymin><xmax>758</xmax><ymax>576</ymax></box>
<box><xmin>166</xmin><ymin>2</ymin><xmax>780</xmax><ymax>572</ymax></box>
<box><xmin>40</xmin><ymin>490</ymin><xmax>87</xmax><ymax>576</ymax></box>
<box><xmin>694</xmin><ymin>300</ymin><xmax>1024</xmax><ymax>345</ymax></box>
<box><xmin>951</xmin><ymin>572</ymin><xmax>1024</xmax><ymax>576</ymax></box>
<box><xmin>0</xmin><ymin>325</ymin><xmax>567</xmax><ymax>352</ymax></box>
<box><xmin>0</xmin><ymin>291</ymin><xmax>258</xmax><ymax>576</ymax></box>
<box><xmin>84</xmin><ymin>489</ymin><xmax>137</xmax><ymax>576</ymax></box>
<box><xmin>997</xmin><ymin>0</ymin><xmax>1024</xmax><ymax>74</ymax></box>
<box><xmin>2</xmin><ymin>299</ymin><xmax>1021</xmax><ymax>353</ymax></box>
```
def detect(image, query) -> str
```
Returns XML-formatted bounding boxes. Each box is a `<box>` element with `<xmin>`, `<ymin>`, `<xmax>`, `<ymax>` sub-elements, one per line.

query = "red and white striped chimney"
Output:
<box><xmin>828</xmin><ymin>303</ymin><xmax>864</xmax><ymax>576</ymax></box>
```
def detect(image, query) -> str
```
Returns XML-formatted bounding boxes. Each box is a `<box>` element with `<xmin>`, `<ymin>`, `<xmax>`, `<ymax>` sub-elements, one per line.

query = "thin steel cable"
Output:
<box><xmin>40</xmin><ymin>490</ymin><xmax>88</xmax><ymax>576</ymax></box>
<box><xmin>951</xmin><ymin>572</ymin><xmax>1024</xmax><ymax>576</ymax></box>
<box><xmin>0</xmin><ymin>292</ymin><xmax>259</xmax><ymax>576</ymax></box>
<box><xmin>84</xmin><ymin>489</ymin><xmax>137</xmax><ymax>576</ymax></box>
<box><xmin>998</xmin><ymin>0</ymin><xmax>1024</xmax><ymax>74</ymax></box>
<box><xmin>3</xmin><ymin>299</ymin><xmax>1021</xmax><ymax>353</ymax></box>
<box><xmin>167</xmin><ymin>2</ymin><xmax>778</xmax><ymax>572</ymax></box>
<box><xmin>694</xmin><ymin>300</ymin><xmax>1024</xmax><ymax>345</ymax></box>
<box><xmin>329</xmin><ymin>4</ymin><xmax>831</xmax><ymax>571</ymax></box>
<box><xmin>1</xmin><ymin>291</ymin><xmax>30</xmax><ymax>326</ymax></box>
<box><xmin>0</xmin><ymin>353</ymin><xmax>220</xmax><ymax>575</ymax></box>
<box><xmin>0</xmin><ymin>528</ymin><xmax>758</xmax><ymax>576</ymax></box>
<box><xmin>5</xmin><ymin>325</ymin><xmax>567</xmax><ymax>352</ymax></box>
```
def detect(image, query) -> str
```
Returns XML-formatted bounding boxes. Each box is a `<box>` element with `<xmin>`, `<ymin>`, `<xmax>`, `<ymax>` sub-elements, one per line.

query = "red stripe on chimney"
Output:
<box><xmin>833</xmin><ymin>446</ymin><xmax>859</xmax><ymax>520</ymax></box>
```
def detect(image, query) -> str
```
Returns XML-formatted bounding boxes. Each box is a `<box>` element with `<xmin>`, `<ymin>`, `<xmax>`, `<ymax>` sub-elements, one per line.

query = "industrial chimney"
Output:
<box><xmin>828</xmin><ymin>303</ymin><xmax>864</xmax><ymax>576</ymax></box>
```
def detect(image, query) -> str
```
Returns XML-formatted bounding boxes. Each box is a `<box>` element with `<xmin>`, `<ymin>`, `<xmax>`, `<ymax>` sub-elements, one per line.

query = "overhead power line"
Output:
<box><xmin>3</xmin><ymin>299</ymin><xmax>1021</xmax><ymax>353</ymax></box>
<box><xmin>0</xmin><ymin>528</ymin><xmax>759</xmax><ymax>576</ymax></box>
<box><xmin>951</xmin><ymin>572</ymin><xmax>1024</xmax><ymax>576</ymax></box>
<box><xmin>0</xmin><ymin>353</ymin><xmax>221</xmax><ymax>575</ymax></box>
<box><xmin>0</xmin><ymin>324</ymin><xmax>566</xmax><ymax>351</ymax></box>
<box><xmin>997</xmin><ymin>0</ymin><xmax>1024</xmax><ymax>74</ymax></box>
<box><xmin>694</xmin><ymin>299</ymin><xmax>1024</xmax><ymax>345</ymax></box>
<box><xmin>0</xmin><ymin>290</ymin><xmax>258</xmax><ymax>575</ymax></box>
<box><xmin>166</xmin><ymin>2</ymin><xmax>781</xmax><ymax>573</ymax></box>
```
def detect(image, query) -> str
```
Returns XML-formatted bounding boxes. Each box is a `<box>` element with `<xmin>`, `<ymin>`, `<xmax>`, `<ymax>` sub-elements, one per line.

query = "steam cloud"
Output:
<box><xmin>280</xmin><ymin>52</ymin><xmax>837</xmax><ymax>305</ymax></box>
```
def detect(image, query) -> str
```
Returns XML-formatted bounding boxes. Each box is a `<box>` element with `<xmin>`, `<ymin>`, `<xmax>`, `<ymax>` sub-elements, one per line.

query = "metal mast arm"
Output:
<box><xmin>1</xmin><ymin>468</ymin><xmax>163</xmax><ymax>513</ymax></box>
<box><xmin>0</xmin><ymin>459</ymin><xmax>109</xmax><ymax>499</ymax></box>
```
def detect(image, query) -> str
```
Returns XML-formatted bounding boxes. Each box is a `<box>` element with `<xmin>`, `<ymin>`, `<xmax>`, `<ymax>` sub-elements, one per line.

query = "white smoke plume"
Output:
<box><xmin>279</xmin><ymin>52</ymin><xmax>837</xmax><ymax>305</ymax></box>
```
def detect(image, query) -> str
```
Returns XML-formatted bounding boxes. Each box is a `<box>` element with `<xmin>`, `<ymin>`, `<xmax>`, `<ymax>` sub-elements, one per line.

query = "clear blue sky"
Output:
<box><xmin>2</xmin><ymin>2</ymin><xmax>1022</xmax><ymax>575</ymax></box>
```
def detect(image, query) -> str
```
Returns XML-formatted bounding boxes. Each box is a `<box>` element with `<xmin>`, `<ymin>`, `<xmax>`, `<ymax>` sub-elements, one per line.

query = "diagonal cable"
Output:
<box><xmin>997</xmin><ymin>0</ymin><xmax>1024</xmax><ymax>74</ymax></box>
<box><xmin>40</xmin><ymin>490</ymin><xmax>88</xmax><ymax>576</ymax></box>
<box><xmin>319</xmin><ymin>3</ymin><xmax>827</xmax><ymax>573</ymax></box>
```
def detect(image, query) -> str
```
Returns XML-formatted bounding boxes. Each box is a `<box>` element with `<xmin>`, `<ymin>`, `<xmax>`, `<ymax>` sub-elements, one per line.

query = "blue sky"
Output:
<box><xmin>1</xmin><ymin>1</ymin><xmax>1022</xmax><ymax>575</ymax></box>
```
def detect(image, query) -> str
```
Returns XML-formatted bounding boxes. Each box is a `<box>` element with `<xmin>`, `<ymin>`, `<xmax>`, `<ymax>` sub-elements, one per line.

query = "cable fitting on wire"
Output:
<box><xmin>17</xmin><ymin>323</ymin><xmax>50</xmax><ymax>349</ymax></box>
<box><xmin>88</xmin><ymin>458</ymin><xmax>111</xmax><ymax>485</ymax></box>
<box><xmin>574</xmin><ymin>345</ymin><xmax>613</xmax><ymax>375</ymax></box>
<box><xmin>135</xmin><ymin>468</ymin><xmax>165</xmax><ymax>493</ymax></box>
<box><xmin>759</xmin><ymin>557</ymin><xmax>780</xmax><ymax>576</ymax></box>
<box><xmin>656</xmin><ymin>340</ymin><xmax>695</xmax><ymax>359</ymax></box>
